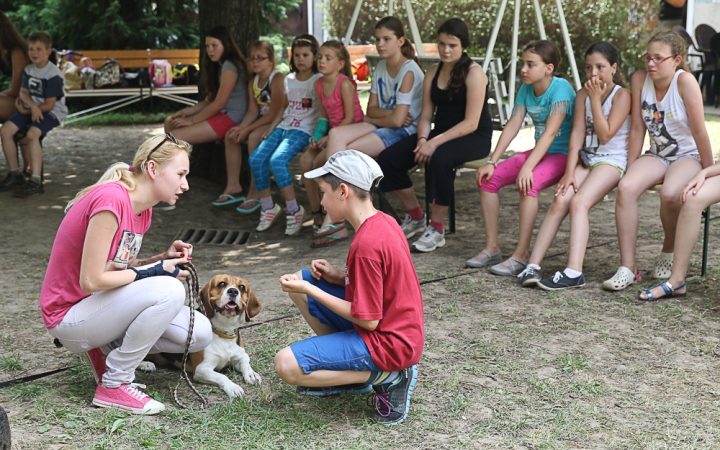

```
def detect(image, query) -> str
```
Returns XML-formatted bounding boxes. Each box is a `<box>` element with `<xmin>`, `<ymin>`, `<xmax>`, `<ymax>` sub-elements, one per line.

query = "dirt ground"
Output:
<box><xmin>2</xmin><ymin>124</ymin><xmax>720</xmax><ymax>449</ymax></box>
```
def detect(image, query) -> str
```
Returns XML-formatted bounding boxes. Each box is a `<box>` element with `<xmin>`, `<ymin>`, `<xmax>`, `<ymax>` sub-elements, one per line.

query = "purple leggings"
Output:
<box><xmin>479</xmin><ymin>150</ymin><xmax>567</xmax><ymax>197</ymax></box>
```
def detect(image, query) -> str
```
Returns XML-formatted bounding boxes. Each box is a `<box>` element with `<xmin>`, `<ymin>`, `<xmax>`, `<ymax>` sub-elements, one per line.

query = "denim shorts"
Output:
<box><xmin>8</xmin><ymin>111</ymin><xmax>60</xmax><ymax>138</ymax></box>
<box><xmin>640</xmin><ymin>152</ymin><xmax>701</xmax><ymax>169</ymax></box>
<box><xmin>373</xmin><ymin>126</ymin><xmax>410</xmax><ymax>148</ymax></box>
<box><xmin>289</xmin><ymin>269</ymin><xmax>380</xmax><ymax>374</ymax></box>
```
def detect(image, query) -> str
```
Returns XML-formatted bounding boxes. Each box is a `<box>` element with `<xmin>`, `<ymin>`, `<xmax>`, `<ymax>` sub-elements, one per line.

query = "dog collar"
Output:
<box><xmin>212</xmin><ymin>326</ymin><xmax>237</xmax><ymax>340</ymax></box>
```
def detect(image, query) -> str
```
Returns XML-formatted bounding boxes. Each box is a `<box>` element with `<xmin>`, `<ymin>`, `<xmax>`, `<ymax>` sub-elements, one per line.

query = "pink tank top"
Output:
<box><xmin>315</xmin><ymin>73</ymin><xmax>364</xmax><ymax>128</ymax></box>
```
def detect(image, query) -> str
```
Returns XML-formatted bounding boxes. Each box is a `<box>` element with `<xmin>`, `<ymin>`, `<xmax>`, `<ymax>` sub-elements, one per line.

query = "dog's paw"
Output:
<box><xmin>223</xmin><ymin>383</ymin><xmax>245</xmax><ymax>398</ymax></box>
<box><xmin>137</xmin><ymin>361</ymin><xmax>156</xmax><ymax>372</ymax></box>
<box><xmin>243</xmin><ymin>369</ymin><xmax>262</xmax><ymax>385</ymax></box>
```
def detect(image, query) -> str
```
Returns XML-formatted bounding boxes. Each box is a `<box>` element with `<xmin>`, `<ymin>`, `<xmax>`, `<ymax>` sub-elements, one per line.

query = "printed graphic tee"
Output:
<box><xmin>21</xmin><ymin>62</ymin><xmax>68</xmax><ymax>122</ymax></box>
<box><xmin>40</xmin><ymin>182</ymin><xmax>152</xmax><ymax>328</ymax></box>
<box><xmin>278</xmin><ymin>72</ymin><xmax>323</xmax><ymax>136</ymax></box>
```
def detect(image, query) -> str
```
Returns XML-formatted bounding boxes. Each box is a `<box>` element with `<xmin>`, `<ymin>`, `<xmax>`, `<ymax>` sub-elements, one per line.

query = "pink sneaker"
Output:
<box><xmin>83</xmin><ymin>348</ymin><xmax>107</xmax><ymax>384</ymax></box>
<box><xmin>92</xmin><ymin>383</ymin><xmax>165</xmax><ymax>415</ymax></box>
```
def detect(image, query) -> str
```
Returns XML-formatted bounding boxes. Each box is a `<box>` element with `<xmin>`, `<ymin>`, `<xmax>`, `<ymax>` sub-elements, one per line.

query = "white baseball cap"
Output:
<box><xmin>304</xmin><ymin>150</ymin><xmax>384</xmax><ymax>191</ymax></box>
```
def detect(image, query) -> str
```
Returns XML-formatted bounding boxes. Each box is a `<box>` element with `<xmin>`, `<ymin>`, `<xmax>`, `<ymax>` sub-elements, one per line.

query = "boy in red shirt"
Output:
<box><xmin>274</xmin><ymin>150</ymin><xmax>424</xmax><ymax>425</ymax></box>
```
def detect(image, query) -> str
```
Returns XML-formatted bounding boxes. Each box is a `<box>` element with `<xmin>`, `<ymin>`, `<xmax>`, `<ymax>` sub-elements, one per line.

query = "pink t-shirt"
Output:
<box><xmin>315</xmin><ymin>73</ymin><xmax>364</xmax><ymax>128</ymax></box>
<box><xmin>40</xmin><ymin>182</ymin><xmax>152</xmax><ymax>329</ymax></box>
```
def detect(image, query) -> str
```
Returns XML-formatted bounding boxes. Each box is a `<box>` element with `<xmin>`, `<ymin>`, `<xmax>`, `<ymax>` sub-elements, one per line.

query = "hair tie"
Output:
<box><xmin>128</xmin><ymin>165</ymin><xmax>133</xmax><ymax>171</ymax></box>
<box><xmin>339</xmin><ymin>43</ymin><xmax>344</xmax><ymax>51</ymax></box>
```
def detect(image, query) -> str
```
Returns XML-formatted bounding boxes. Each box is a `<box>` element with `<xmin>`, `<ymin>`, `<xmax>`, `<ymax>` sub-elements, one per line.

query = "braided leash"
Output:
<box><xmin>172</xmin><ymin>262</ymin><xmax>209</xmax><ymax>409</ymax></box>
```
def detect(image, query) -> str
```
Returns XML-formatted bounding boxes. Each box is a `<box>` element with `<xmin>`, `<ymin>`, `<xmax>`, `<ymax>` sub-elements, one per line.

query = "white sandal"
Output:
<box><xmin>653</xmin><ymin>252</ymin><xmax>673</xmax><ymax>279</ymax></box>
<box><xmin>602</xmin><ymin>266</ymin><xmax>642</xmax><ymax>291</ymax></box>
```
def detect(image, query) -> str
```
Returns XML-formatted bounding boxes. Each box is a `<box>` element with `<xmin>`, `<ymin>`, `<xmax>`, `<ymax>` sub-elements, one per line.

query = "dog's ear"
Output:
<box><xmin>199</xmin><ymin>282</ymin><xmax>215</xmax><ymax>320</ymax></box>
<box><xmin>244</xmin><ymin>284</ymin><xmax>263</xmax><ymax>322</ymax></box>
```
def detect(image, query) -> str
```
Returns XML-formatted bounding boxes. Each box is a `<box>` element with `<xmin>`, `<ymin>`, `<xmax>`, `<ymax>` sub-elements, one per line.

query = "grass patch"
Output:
<box><xmin>0</xmin><ymin>355</ymin><xmax>24</xmax><ymax>371</ymax></box>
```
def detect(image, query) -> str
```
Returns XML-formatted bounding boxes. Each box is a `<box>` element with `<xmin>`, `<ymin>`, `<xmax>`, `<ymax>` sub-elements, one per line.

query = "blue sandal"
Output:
<box><xmin>313</xmin><ymin>222</ymin><xmax>346</xmax><ymax>239</ymax></box>
<box><xmin>236</xmin><ymin>198</ymin><xmax>261</xmax><ymax>214</ymax></box>
<box><xmin>640</xmin><ymin>280</ymin><xmax>687</xmax><ymax>302</ymax></box>
<box><xmin>212</xmin><ymin>193</ymin><xmax>245</xmax><ymax>206</ymax></box>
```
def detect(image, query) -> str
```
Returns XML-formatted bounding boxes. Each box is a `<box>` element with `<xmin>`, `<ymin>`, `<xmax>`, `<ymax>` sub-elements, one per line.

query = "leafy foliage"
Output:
<box><xmin>325</xmin><ymin>0</ymin><xmax>658</xmax><ymax>79</ymax></box>
<box><xmin>1</xmin><ymin>0</ymin><xmax>200</xmax><ymax>50</ymax></box>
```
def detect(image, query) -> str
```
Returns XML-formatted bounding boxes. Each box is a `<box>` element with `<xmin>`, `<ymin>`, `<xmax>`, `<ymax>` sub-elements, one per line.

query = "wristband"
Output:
<box><xmin>131</xmin><ymin>260</ymin><xmax>180</xmax><ymax>280</ymax></box>
<box><xmin>312</xmin><ymin>118</ymin><xmax>329</xmax><ymax>142</ymax></box>
<box><xmin>486</xmin><ymin>160</ymin><xmax>498</xmax><ymax>168</ymax></box>
<box><xmin>417</xmin><ymin>136</ymin><xmax>428</xmax><ymax>143</ymax></box>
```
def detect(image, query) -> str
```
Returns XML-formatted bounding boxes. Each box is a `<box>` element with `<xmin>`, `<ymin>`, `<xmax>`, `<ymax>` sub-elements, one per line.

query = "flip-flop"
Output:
<box><xmin>212</xmin><ymin>193</ymin><xmax>245</xmax><ymax>206</ymax></box>
<box><xmin>310</xmin><ymin>234</ymin><xmax>349</xmax><ymax>248</ymax></box>
<box><xmin>313</xmin><ymin>222</ymin><xmax>347</xmax><ymax>239</ymax></box>
<box><xmin>236</xmin><ymin>198</ymin><xmax>261</xmax><ymax>214</ymax></box>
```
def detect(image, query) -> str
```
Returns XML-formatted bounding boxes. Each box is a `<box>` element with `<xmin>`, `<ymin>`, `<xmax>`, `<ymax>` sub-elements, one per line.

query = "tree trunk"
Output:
<box><xmin>192</xmin><ymin>0</ymin><xmax>260</xmax><ymax>184</ymax></box>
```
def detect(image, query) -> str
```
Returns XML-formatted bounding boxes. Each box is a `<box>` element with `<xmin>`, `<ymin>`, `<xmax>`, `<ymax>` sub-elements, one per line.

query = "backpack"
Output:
<box><xmin>122</xmin><ymin>68</ymin><xmax>149</xmax><ymax>87</ymax></box>
<box><xmin>351</xmin><ymin>58</ymin><xmax>369</xmax><ymax>82</ymax></box>
<box><xmin>94</xmin><ymin>58</ymin><xmax>123</xmax><ymax>88</ymax></box>
<box><xmin>149</xmin><ymin>59</ymin><xmax>173</xmax><ymax>87</ymax></box>
<box><xmin>61</xmin><ymin>61</ymin><xmax>82</xmax><ymax>90</ymax></box>
<box><xmin>172</xmin><ymin>63</ymin><xmax>200</xmax><ymax>85</ymax></box>
<box><xmin>79</xmin><ymin>57</ymin><xmax>96</xmax><ymax>90</ymax></box>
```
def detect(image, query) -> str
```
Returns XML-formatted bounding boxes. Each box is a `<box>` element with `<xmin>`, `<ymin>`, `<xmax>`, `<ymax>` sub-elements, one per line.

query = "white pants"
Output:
<box><xmin>49</xmin><ymin>277</ymin><xmax>212</xmax><ymax>387</ymax></box>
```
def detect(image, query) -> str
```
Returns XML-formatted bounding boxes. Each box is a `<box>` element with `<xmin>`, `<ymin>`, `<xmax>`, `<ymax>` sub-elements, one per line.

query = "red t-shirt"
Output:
<box><xmin>347</xmin><ymin>212</ymin><xmax>424</xmax><ymax>371</ymax></box>
<box><xmin>40</xmin><ymin>182</ymin><xmax>152</xmax><ymax>329</ymax></box>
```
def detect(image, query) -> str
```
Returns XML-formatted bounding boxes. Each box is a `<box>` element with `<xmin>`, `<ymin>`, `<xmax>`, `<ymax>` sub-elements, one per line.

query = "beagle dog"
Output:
<box><xmin>143</xmin><ymin>275</ymin><xmax>263</xmax><ymax>398</ymax></box>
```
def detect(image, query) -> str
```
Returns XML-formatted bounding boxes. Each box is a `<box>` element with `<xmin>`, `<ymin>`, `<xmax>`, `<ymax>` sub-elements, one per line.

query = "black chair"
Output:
<box><xmin>711</xmin><ymin>32</ymin><xmax>720</xmax><ymax>107</ymax></box>
<box><xmin>674</xmin><ymin>26</ymin><xmax>704</xmax><ymax>81</ymax></box>
<box><xmin>695</xmin><ymin>24</ymin><xmax>717</xmax><ymax>103</ymax></box>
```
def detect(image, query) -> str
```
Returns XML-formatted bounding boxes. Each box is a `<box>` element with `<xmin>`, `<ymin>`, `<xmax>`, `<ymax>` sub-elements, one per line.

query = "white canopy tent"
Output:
<box><xmin>342</xmin><ymin>0</ymin><xmax>583</xmax><ymax>112</ymax></box>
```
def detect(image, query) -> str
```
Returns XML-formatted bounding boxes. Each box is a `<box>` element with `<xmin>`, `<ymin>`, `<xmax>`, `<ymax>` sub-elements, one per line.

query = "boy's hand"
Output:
<box><xmin>310</xmin><ymin>259</ymin><xmax>343</xmax><ymax>284</ymax></box>
<box><xmin>31</xmin><ymin>105</ymin><xmax>43</xmax><ymax>123</ymax></box>
<box><xmin>279</xmin><ymin>274</ymin><xmax>310</xmax><ymax>294</ymax></box>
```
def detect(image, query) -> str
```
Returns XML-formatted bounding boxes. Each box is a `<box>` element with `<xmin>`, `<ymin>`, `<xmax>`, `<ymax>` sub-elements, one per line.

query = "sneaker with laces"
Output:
<box><xmin>296</xmin><ymin>382</ymin><xmax>374</xmax><ymax>397</ymax></box>
<box><xmin>518</xmin><ymin>265</ymin><xmax>542</xmax><ymax>287</ymax></box>
<box><xmin>285</xmin><ymin>205</ymin><xmax>305</xmax><ymax>236</ymax></box>
<box><xmin>92</xmin><ymin>383</ymin><xmax>165</xmax><ymax>415</ymax></box>
<box><xmin>256</xmin><ymin>203</ymin><xmax>282</xmax><ymax>232</ymax></box>
<box><xmin>537</xmin><ymin>271</ymin><xmax>586</xmax><ymax>291</ymax></box>
<box><xmin>0</xmin><ymin>172</ymin><xmax>25</xmax><ymax>192</ymax></box>
<box><xmin>83</xmin><ymin>348</ymin><xmax>107</xmax><ymax>385</ymax></box>
<box><xmin>410</xmin><ymin>225</ymin><xmax>445</xmax><ymax>253</ymax></box>
<box><xmin>367</xmin><ymin>365</ymin><xmax>418</xmax><ymax>426</ymax></box>
<box><xmin>401</xmin><ymin>213</ymin><xmax>426</xmax><ymax>239</ymax></box>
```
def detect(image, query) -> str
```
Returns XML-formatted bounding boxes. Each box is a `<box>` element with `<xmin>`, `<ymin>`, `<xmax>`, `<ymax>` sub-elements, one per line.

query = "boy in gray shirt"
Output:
<box><xmin>0</xmin><ymin>30</ymin><xmax>66</xmax><ymax>198</ymax></box>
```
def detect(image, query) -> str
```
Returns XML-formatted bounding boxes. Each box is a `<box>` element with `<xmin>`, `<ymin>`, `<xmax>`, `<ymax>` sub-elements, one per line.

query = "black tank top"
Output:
<box><xmin>430</xmin><ymin>61</ymin><xmax>493</xmax><ymax>138</ymax></box>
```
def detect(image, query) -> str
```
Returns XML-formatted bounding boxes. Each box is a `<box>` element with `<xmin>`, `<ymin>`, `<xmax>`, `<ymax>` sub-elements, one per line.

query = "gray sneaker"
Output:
<box><xmin>518</xmin><ymin>265</ymin><xmax>542</xmax><ymax>287</ymax></box>
<box><xmin>368</xmin><ymin>365</ymin><xmax>418</xmax><ymax>426</ymax></box>
<box><xmin>410</xmin><ymin>225</ymin><xmax>445</xmax><ymax>253</ymax></box>
<box><xmin>401</xmin><ymin>213</ymin><xmax>426</xmax><ymax>239</ymax></box>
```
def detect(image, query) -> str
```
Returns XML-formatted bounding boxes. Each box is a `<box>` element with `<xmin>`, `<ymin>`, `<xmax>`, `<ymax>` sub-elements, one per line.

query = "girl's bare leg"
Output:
<box><xmin>566</xmin><ymin>165</ymin><xmax>621</xmax><ymax>271</ymax></box>
<box><xmin>614</xmin><ymin>157</ymin><xmax>667</xmax><ymax>273</ymax></box>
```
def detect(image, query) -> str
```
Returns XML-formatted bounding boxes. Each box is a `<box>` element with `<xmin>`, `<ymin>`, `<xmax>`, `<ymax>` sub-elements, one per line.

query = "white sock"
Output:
<box><xmin>527</xmin><ymin>263</ymin><xmax>541</xmax><ymax>271</ymax></box>
<box><xmin>563</xmin><ymin>268</ymin><xmax>582</xmax><ymax>278</ymax></box>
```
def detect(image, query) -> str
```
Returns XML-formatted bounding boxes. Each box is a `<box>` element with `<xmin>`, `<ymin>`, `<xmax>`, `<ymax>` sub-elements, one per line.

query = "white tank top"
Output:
<box><xmin>640</xmin><ymin>69</ymin><xmax>697</xmax><ymax>159</ymax></box>
<box><xmin>579</xmin><ymin>85</ymin><xmax>630</xmax><ymax>171</ymax></box>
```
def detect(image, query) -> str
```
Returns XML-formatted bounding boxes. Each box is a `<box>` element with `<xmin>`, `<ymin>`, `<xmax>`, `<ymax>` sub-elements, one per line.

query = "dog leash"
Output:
<box><xmin>173</xmin><ymin>262</ymin><xmax>209</xmax><ymax>409</ymax></box>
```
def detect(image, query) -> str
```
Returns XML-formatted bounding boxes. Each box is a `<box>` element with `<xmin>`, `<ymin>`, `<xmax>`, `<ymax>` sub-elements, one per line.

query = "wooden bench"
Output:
<box><xmin>62</xmin><ymin>49</ymin><xmax>200</xmax><ymax>124</ymax></box>
<box><xmin>70</xmin><ymin>49</ymin><xmax>199</xmax><ymax>70</ymax></box>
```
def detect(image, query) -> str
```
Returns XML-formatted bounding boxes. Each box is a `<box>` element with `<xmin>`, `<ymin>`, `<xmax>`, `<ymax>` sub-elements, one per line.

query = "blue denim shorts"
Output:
<box><xmin>8</xmin><ymin>111</ymin><xmax>60</xmax><ymax>138</ymax></box>
<box><xmin>289</xmin><ymin>269</ymin><xmax>380</xmax><ymax>374</ymax></box>
<box><xmin>373</xmin><ymin>126</ymin><xmax>410</xmax><ymax>148</ymax></box>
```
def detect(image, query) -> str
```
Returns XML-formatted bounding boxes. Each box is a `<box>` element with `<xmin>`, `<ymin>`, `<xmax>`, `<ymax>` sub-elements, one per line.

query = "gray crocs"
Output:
<box><xmin>490</xmin><ymin>257</ymin><xmax>528</xmax><ymax>277</ymax></box>
<box><xmin>466</xmin><ymin>249</ymin><xmax>503</xmax><ymax>268</ymax></box>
